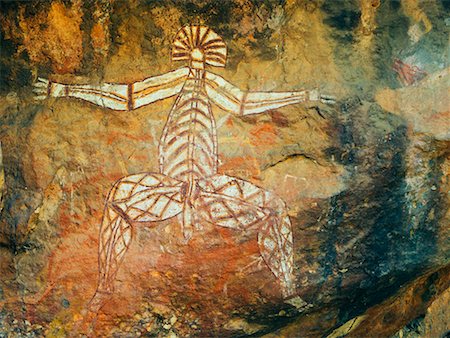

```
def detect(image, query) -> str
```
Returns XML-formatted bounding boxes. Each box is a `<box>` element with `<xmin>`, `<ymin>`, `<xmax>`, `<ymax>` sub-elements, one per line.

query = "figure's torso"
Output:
<box><xmin>159</xmin><ymin>68</ymin><xmax>218</xmax><ymax>185</ymax></box>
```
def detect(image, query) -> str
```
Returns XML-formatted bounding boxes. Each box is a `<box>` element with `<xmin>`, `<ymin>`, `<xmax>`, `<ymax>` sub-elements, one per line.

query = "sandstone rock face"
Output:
<box><xmin>0</xmin><ymin>1</ymin><xmax>448</xmax><ymax>337</ymax></box>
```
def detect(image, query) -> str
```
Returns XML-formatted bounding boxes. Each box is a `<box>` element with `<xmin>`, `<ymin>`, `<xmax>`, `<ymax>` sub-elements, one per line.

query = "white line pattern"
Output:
<box><xmin>33</xmin><ymin>25</ymin><xmax>335</xmax><ymax>316</ymax></box>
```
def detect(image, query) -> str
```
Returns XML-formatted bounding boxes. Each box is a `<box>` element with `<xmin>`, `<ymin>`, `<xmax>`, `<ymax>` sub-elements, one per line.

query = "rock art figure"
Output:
<box><xmin>392</xmin><ymin>58</ymin><xmax>427</xmax><ymax>86</ymax></box>
<box><xmin>33</xmin><ymin>25</ymin><xmax>334</xmax><ymax>315</ymax></box>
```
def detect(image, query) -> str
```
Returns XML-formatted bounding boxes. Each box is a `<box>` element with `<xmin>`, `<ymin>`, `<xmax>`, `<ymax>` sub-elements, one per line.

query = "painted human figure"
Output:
<box><xmin>34</xmin><ymin>25</ymin><xmax>334</xmax><ymax>314</ymax></box>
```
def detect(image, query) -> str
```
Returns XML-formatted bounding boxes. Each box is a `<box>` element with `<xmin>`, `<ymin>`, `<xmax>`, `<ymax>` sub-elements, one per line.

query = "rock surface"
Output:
<box><xmin>0</xmin><ymin>0</ymin><xmax>449</xmax><ymax>337</ymax></box>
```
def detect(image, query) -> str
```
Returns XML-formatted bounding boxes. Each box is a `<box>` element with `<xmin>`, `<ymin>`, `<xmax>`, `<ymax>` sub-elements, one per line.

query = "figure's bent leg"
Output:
<box><xmin>195</xmin><ymin>175</ymin><xmax>295</xmax><ymax>298</ymax></box>
<box><xmin>88</xmin><ymin>201</ymin><xmax>132</xmax><ymax>313</ymax></box>
<box><xmin>258</xmin><ymin>211</ymin><xmax>294</xmax><ymax>297</ymax></box>
<box><xmin>89</xmin><ymin>173</ymin><xmax>185</xmax><ymax>313</ymax></box>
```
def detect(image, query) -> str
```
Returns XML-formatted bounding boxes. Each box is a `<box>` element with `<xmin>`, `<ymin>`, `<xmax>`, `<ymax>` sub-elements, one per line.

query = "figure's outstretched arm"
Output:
<box><xmin>33</xmin><ymin>67</ymin><xmax>190</xmax><ymax>111</ymax></box>
<box><xmin>205</xmin><ymin>71</ymin><xmax>335</xmax><ymax>116</ymax></box>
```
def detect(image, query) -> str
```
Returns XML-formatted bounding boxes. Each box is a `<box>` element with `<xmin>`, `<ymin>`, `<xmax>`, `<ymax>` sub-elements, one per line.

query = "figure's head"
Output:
<box><xmin>172</xmin><ymin>25</ymin><xmax>227</xmax><ymax>69</ymax></box>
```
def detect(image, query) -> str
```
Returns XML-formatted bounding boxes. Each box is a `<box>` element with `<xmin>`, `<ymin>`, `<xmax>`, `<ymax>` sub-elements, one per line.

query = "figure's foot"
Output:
<box><xmin>308</xmin><ymin>88</ymin><xmax>336</xmax><ymax>105</ymax></box>
<box><xmin>280</xmin><ymin>280</ymin><xmax>296</xmax><ymax>299</ymax></box>
<box><xmin>284</xmin><ymin>295</ymin><xmax>311</xmax><ymax>311</ymax></box>
<box><xmin>182</xmin><ymin>225</ymin><xmax>193</xmax><ymax>243</ymax></box>
<box><xmin>72</xmin><ymin>309</ymin><xmax>98</xmax><ymax>337</ymax></box>
<box><xmin>71</xmin><ymin>291</ymin><xmax>112</xmax><ymax>337</ymax></box>
<box><xmin>87</xmin><ymin>290</ymin><xmax>112</xmax><ymax>313</ymax></box>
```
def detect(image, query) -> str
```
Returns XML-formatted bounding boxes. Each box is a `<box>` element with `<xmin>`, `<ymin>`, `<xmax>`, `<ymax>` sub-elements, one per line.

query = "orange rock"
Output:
<box><xmin>18</xmin><ymin>1</ymin><xmax>83</xmax><ymax>73</ymax></box>
<box><xmin>91</xmin><ymin>23</ymin><xmax>107</xmax><ymax>51</ymax></box>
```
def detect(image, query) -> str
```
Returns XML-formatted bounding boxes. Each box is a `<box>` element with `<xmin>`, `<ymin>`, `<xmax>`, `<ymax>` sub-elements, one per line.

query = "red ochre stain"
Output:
<box><xmin>430</xmin><ymin>111</ymin><xmax>450</xmax><ymax>121</ymax></box>
<box><xmin>270</xmin><ymin>110</ymin><xmax>290</xmax><ymax>127</ymax></box>
<box><xmin>226</xmin><ymin>116</ymin><xmax>234</xmax><ymax>127</ymax></box>
<box><xmin>249</xmin><ymin>123</ymin><xmax>278</xmax><ymax>146</ymax></box>
<box><xmin>219</xmin><ymin>155</ymin><xmax>261</xmax><ymax>179</ymax></box>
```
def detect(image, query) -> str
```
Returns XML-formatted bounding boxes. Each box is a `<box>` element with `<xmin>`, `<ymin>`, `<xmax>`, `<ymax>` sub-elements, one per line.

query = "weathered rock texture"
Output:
<box><xmin>0</xmin><ymin>0</ymin><xmax>448</xmax><ymax>337</ymax></box>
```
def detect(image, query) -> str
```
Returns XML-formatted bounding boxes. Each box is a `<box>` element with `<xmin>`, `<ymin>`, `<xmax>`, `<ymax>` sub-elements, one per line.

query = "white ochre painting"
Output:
<box><xmin>34</xmin><ymin>25</ymin><xmax>334</xmax><ymax>315</ymax></box>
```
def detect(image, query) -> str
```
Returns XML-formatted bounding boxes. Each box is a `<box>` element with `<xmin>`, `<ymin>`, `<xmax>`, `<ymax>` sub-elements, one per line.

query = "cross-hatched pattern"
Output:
<box><xmin>195</xmin><ymin>174</ymin><xmax>295</xmax><ymax>296</ymax></box>
<box><xmin>110</xmin><ymin>173</ymin><xmax>185</xmax><ymax>222</ymax></box>
<box><xmin>98</xmin><ymin>205</ymin><xmax>132</xmax><ymax>293</ymax></box>
<box><xmin>96</xmin><ymin>172</ymin><xmax>186</xmax><ymax>293</ymax></box>
<box><xmin>36</xmin><ymin>24</ymin><xmax>328</xmax><ymax>316</ymax></box>
<box><xmin>195</xmin><ymin>175</ymin><xmax>269</xmax><ymax>228</ymax></box>
<box><xmin>258</xmin><ymin>215</ymin><xmax>294</xmax><ymax>297</ymax></box>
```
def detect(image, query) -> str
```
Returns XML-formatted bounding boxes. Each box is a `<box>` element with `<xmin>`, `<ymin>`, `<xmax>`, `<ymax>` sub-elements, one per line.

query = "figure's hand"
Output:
<box><xmin>319</xmin><ymin>93</ymin><xmax>336</xmax><ymax>105</ymax></box>
<box><xmin>308</xmin><ymin>89</ymin><xmax>336</xmax><ymax>105</ymax></box>
<box><xmin>33</xmin><ymin>77</ymin><xmax>66</xmax><ymax>100</ymax></box>
<box><xmin>32</xmin><ymin>77</ymin><xmax>49</xmax><ymax>101</ymax></box>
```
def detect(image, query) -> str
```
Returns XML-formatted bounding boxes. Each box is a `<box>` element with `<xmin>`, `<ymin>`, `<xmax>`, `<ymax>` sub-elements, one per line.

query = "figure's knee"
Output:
<box><xmin>265</xmin><ymin>192</ymin><xmax>288</xmax><ymax>215</ymax></box>
<box><xmin>107</xmin><ymin>173</ymin><xmax>148</xmax><ymax>202</ymax></box>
